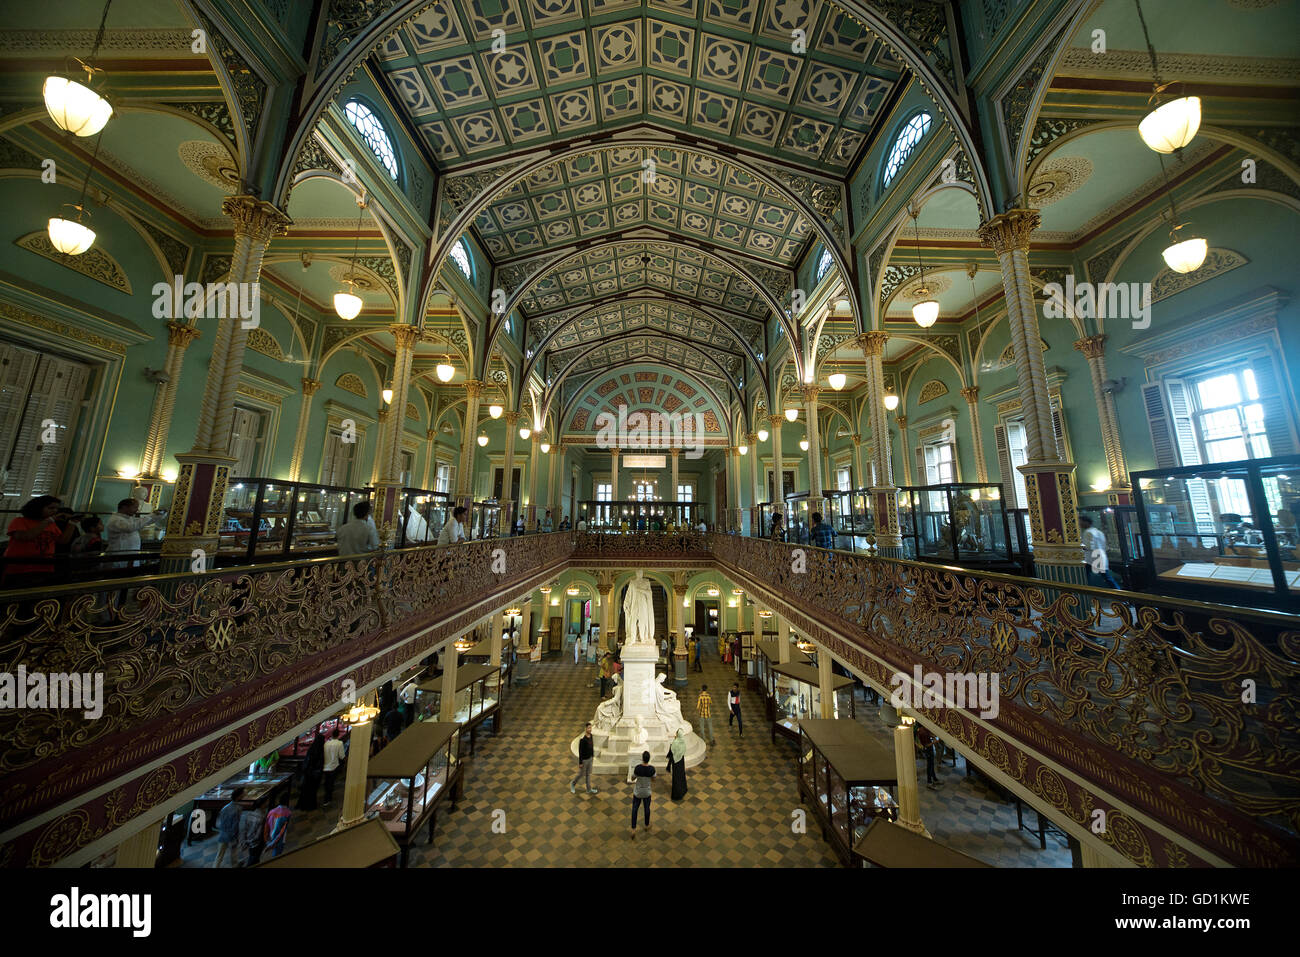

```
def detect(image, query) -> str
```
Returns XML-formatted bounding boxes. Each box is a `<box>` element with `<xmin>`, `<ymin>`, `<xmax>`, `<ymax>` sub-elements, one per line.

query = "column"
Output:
<box><xmin>960</xmin><ymin>386</ymin><xmax>989</xmax><ymax>483</ymax></box>
<box><xmin>860</xmin><ymin>331</ymin><xmax>902</xmax><ymax>557</ymax></box>
<box><xmin>525</xmin><ymin>432</ymin><xmax>540</xmax><ymax>529</ymax></box>
<box><xmin>490</xmin><ymin>610</ymin><xmax>505</xmax><ymax>667</ymax></box>
<box><xmin>456</xmin><ymin>380</ymin><xmax>484</xmax><ymax>510</ymax></box>
<box><xmin>439</xmin><ymin>640</ymin><xmax>460</xmax><ymax>722</ymax></box>
<box><xmin>548</xmin><ymin>441</ymin><xmax>561</xmax><ymax>521</ymax></box>
<box><xmin>769</xmin><ymin>414</ymin><xmax>785</xmax><ymax>498</ymax></box>
<box><xmin>499</xmin><ymin>411</ymin><xmax>519</xmax><ymax>533</ymax></box>
<box><xmin>731</xmin><ymin>445</ymin><xmax>746</xmax><ymax>533</ymax></box>
<box><xmin>114</xmin><ymin>816</ymin><xmax>163</xmax><ymax>868</ymax></box>
<box><xmin>161</xmin><ymin>195</ymin><xmax>291</xmax><ymax>570</ymax></box>
<box><xmin>892</xmin><ymin>719</ymin><xmax>928</xmax><ymax>835</ymax></box>
<box><xmin>609</xmin><ymin>446</ymin><xmax>620</xmax><ymax>502</ymax></box>
<box><xmin>897</xmin><ymin>415</ymin><xmax>912</xmax><ymax>486</ymax></box>
<box><xmin>979</xmin><ymin>209</ymin><xmax>1082</xmax><ymax>583</ymax></box>
<box><xmin>852</xmin><ymin>433</ymin><xmax>866</xmax><ymax>488</ymax></box>
<box><xmin>596</xmin><ymin>571</ymin><xmax>616</xmax><ymax>651</ymax></box>
<box><xmin>139</xmin><ymin>320</ymin><xmax>201</xmax><ymax>480</ymax></box>
<box><xmin>421</xmin><ymin>429</ymin><xmax>436</xmax><ymax>488</ymax></box>
<box><xmin>777</xmin><ymin>614</ymin><xmax>791</xmax><ymax>664</ymax></box>
<box><xmin>817</xmin><ymin>644</ymin><xmax>834</xmax><ymax>719</ymax></box>
<box><xmin>670</xmin><ymin>448</ymin><xmax>680</xmax><ymax>522</ymax></box>
<box><xmin>1074</xmin><ymin>334</ymin><xmax>1131</xmax><ymax>501</ymax></box>
<box><xmin>373</xmin><ymin>324</ymin><xmax>419</xmax><ymax>544</ymax></box>
<box><xmin>370</xmin><ymin>409</ymin><xmax>390</xmax><ymax>487</ymax></box>
<box><xmin>337</xmin><ymin>711</ymin><xmax>375</xmax><ymax>829</ymax></box>
<box><xmin>286</xmin><ymin>378</ymin><xmax>322</xmax><ymax>482</ymax></box>
<box><xmin>673</xmin><ymin>579</ymin><xmax>689</xmax><ymax>687</ymax></box>
<box><xmin>802</xmin><ymin>385</ymin><xmax>823</xmax><ymax>517</ymax></box>
<box><xmin>747</xmin><ymin>430</ymin><xmax>760</xmax><ymax>530</ymax></box>
<box><xmin>521</xmin><ymin>596</ymin><xmax>535</xmax><ymax>655</ymax></box>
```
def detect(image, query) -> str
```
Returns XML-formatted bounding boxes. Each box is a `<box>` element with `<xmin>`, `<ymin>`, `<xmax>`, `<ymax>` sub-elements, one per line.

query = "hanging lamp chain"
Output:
<box><xmin>1132</xmin><ymin>0</ymin><xmax>1164</xmax><ymax>91</ymax></box>
<box><xmin>911</xmin><ymin>207</ymin><xmax>927</xmax><ymax>289</ymax></box>
<box><xmin>74</xmin><ymin>127</ymin><xmax>106</xmax><ymax>214</ymax></box>
<box><xmin>347</xmin><ymin>193</ymin><xmax>365</xmax><ymax>286</ymax></box>
<box><xmin>74</xmin><ymin>0</ymin><xmax>115</xmax><ymax>79</ymax></box>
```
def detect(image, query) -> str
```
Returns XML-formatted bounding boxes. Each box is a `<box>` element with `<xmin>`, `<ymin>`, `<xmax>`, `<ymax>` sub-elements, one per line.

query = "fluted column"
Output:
<box><xmin>777</xmin><ymin>613</ymin><xmax>791</xmax><ymax>664</ymax></box>
<box><xmin>852</xmin><ymin>433</ymin><xmax>865</xmax><ymax>488</ymax></box>
<box><xmin>141</xmin><ymin>320</ymin><xmax>201</xmax><ymax>478</ymax></box>
<box><xmin>860</xmin><ymin>331</ymin><xmax>901</xmax><ymax>556</ymax></box>
<box><xmin>1075</xmin><ymin>334</ymin><xmax>1130</xmax><ymax>501</ymax></box>
<box><xmin>548</xmin><ymin>440</ymin><xmax>562</xmax><ymax>520</ymax></box>
<box><xmin>372</xmin><ymin>324</ymin><xmax>419</xmax><ymax>543</ymax></box>
<box><xmin>456</xmin><ymin>380</ymin><xmax>484</xmax><ymax>509</ymax></box>
<box><xmin>337</xmin><ymin>715</ymin><xmax>375</xmax><ymax>830</ymax></box>
<box><xmin>370</xmin><ymin>410</ymin><xmax>390</xmax><ymax>486</ymax></box>
<box><xmin>670</xmin><ymin>448</ymin><xmax>680</xmax><ymax>522</ymax></box>
<box><xmin>525</xmin><ymin>432</ymin><xmax>541</xmax><ymax>529</ymax></box>
<box><xmin>960</xmin><ymin>386</ymin><xmax>989</xmax><ymax>483</ymax></box>
<box><xmin>817</xmin><ymin>643</ymin><xmax>834</xmax><ymax>718</ymax></box>
<box><xmin>422</xmin><ymin>429</ymin><xmax>436</xmax><ymax>488</ymax></box>
<box><xmin>893</xmin><ymin>719</ymin><xmax>928</xmax><ymax>836</ymax></box>
<box><xmin>499</xmin><ymin>411</ymin><xmax>519</xmax><ymax>533</ymax></box>
<box><xmin>609</xmin><ymin>446</ymin><xmax>620</xmax><ymax>504</ymax></box>
<box><xmin>897</xmin><ymin>415</ymin><xmax>912</xmax><ymax>486</ymax></box>
<box><xmin>162</xmin><ymin>195</ymin><xmax>290</xmax><ymax>568</ymax></box>
<box><xmin>439</xmin><ymin>640</ymin><xmax>460</xmax><ymax>722</ymax></box>
<box><xmin>768</xmin><ymin>414</ymin><xmax>784</xmax><ymax>503</ymax></box>
<box><xmin>980</xmin><ymin>209</ymin><xmax>1081</xmax><ymax>581</ymax></box>
<box><xmin>801</xmin><ymin>386</ymin><xmax>822</xmax><ymax>513</ymax></box>
<box><xmin>746</xmin><ymin>431</ymin><xmax>760</xmax><ymax>530</ymax></box>
<box><xmin>284</xmin><ymin>378</ymin><xmax>322</xmax><ymax>482</ymax></box>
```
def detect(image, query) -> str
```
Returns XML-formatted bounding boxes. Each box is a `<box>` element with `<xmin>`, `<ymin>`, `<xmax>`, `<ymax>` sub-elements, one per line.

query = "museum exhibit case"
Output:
<box><xmin>396</xmin><ymin>488</ymin><xmax>452</xmax><ymax>547</ymax></box>
<box><xmin>798</xmin><ymin>719</ymin><xmax>900</xmax><ymax>866</ymax></box>
<box><xmin>364</xmin><ymin>721</ymin><xmax>463</xmax><ymax>867</ymax></box>
<box><xmin>218</xmin><ymin>478</ymin><xmax>371</xmax><ymax>564</ymax></box>
<box><xmin>470</xmin><ymin>500</ymin><xmax>502</xmax><ymax>539</ymax></box>
<box><xmin>412</xmin><ymin>662</ymin><xmax>504</xmax><ymax>753</ymax></box>
<box><xmin>897</xmin><ymin>483</ymin><xmax>1018</xmax><ymax>571</ymax></box>
<box><xmin>783</xmin><ymin>492</ymin><xmax>812</xmax><ymax>544</ymax></box>
<box><xmin>188</xmin><ymin>766</ymin><xmax>295</xmax><ymax>844</ymax></box>
<box><xmin>1132</xmin><ymin>455</ymin><xmax>1299</xmax><ymax>609</ymax></box>
<box><xmin>822</xmin><ymin>487</ymin><xmax>876</xmax><ymax>553</ymax></box>
<box><xmin>853</xmin><ymin>818</ymin><xmax>990</xmax><ymax>869</ymax></box>
<box><xmin>458</xmin><ymin>637</ymin><xmax>514</xmax><ymax>690</ymax></box>
<box><xmin>763</xmin><ymin>657</ymin><xmax>856</xmax><ymax>743</ymax></box>
<box><xmin>1092</xmin><ymin>505</ymin><xmax>1147</xmax><ymax>590</ymax></box>
<box><xmin>258</xmin><ymin>817</ymin><xmax>401</xmax><ymax>869</ymax></box>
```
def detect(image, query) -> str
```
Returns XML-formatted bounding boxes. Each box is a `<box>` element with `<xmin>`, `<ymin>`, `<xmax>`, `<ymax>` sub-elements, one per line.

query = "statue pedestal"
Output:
<box><xmin>619</xmin><ymin>641</ymin><xmax>660</xmax><ymax>721</ymax></box>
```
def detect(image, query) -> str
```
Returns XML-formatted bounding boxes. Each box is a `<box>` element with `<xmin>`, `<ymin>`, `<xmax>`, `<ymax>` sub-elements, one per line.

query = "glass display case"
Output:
<box><xmin>397</xmin><ymin>488</ymin><xmax>452</xmax><ymax>547</ymax></box>
<box><xmin>823</xmin><ymin>488</ymin><xmax>876</xmax><ymax>553</ymax></box>
<box><xmin>764</xmin><ymin>659</ymin><xmax>856</xmax><ymax>743</ymax></box>
<box><xmin>412</xmin><ymin>662</ymin><xmax>504</xmax><ymax>754</ymax></box>
<box><xmin>897</xmin><ymin>483</ymin><xmax>1017</xmax><ymax>571</ymax></box>
<box><xmin>470</xmin><ymin>500</ymin><xmax>501</xmax><ymax>540</ymax></box>
<box><xmin>798</xmin><ymin>719</ymin><xmax>899</xmax><ymax>866</ymax></box>
<box><xmin>189</xmin><ymin>767</ymin><xmax>294</xmax><ymax>842</ymax></box>
<box><xmin>1092</xmin><ymin>505</ymin><xmax>1147</xmax><ymax>590</ymax></box>
<box><xmin>364</xmin><ymin>721</ymin><xmax>462</xmax><ymax>867</ymax></box>
<box><xmin>753</xmin><ymin>502</ymin><xmax>776</xmax><ymax>538</ymax></box>
<box><xmin>278</xmin><ymin>716</ymin><xmax>351</xmax><ymax>763</ymax></box>
<box><xmin>783</xmin><ymin>492</ymin><xmax>811</xmax><ymax>544</ymax></box>
<box><xmin>1132</xmin><ymin>455</ymin><xmax>1299</xmax><ymax>609</ymax></box>
<box><xmin>259</xmin><ymin>817</ymin><xmax>400</xmax><ymax>869</ymax></box>
<box><xmin>218</xmin><ymin>478</ymin><xmax>370</xmax><ymax>564</ymax></box>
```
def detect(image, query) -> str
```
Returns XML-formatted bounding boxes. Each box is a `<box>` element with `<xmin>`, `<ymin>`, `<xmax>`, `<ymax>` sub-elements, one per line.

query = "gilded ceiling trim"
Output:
<box><xmin>14</xmin><ymin>232</ymin><xmax>131</xmax><ymax>295</ymax></box>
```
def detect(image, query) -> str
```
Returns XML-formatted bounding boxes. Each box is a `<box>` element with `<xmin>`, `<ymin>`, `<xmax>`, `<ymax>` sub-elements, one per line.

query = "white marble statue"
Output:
<box><xmin>631</xmin><ymin>715</ymin><xmax>648</xmax><ymax>746</ymax></box>
<box><xmin>652</xmin><ymin>671</ymin><xmax>691</xmax><ymax>734</ymax></box>
<box><xmin>623</xmin><ymin>570</ymin><xmax>656</xmax><ymax>645</ymax></box>
<box><xmin>594</xmin><ymin>674</ymin><xmax>623</xmax><ymax>731</ymax></box>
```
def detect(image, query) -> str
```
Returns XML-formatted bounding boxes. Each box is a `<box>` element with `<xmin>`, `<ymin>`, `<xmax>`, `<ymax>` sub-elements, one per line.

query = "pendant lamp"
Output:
<box><xmin>334</xmin><ymin>194</ymin><xmax>366</xmax><ymax>320</ymax></box>
<box><xmin>908</xmin><ymin>206</ymin><xmax>939</xmax><ymax>328</ymax></box>
<box><xmin>1134</xmin><ymin>0</ymin><xmax>1201</xmax><ymax>154</ymax></box>
<box><xmin>43</xmin><ymin>0</ymin><xmax>115</xmax><ymax>137</ymax></box>
<box><xmin>48</xmin><ymin>128</ymin><xmax>107</xmax><ymax>255</ymax></box>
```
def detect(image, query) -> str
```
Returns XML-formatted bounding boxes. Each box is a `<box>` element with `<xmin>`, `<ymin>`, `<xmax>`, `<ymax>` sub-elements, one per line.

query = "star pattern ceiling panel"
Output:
<box><xmin>379</xmin><ymin>0</ymin><xmax>900</xmax><ymax>174</ymax></box>
<box><xmin>472</xmin><ymin>147</ymin><xmax>815</xmax><ymax>263</ymax></box>
<box><xmin>552</xmin><ymin>334</ymin><xmax>739</xmax><ymax>390</ymax></box>
<box><xmin>532</xmin><ymin>298</ymin><xmax>754</xmax><ymax>357</ymax></box>
<box><xmin>518</xmin><ymin>240</ymin><xmax>774</xmax><ymax>324</ymax></box>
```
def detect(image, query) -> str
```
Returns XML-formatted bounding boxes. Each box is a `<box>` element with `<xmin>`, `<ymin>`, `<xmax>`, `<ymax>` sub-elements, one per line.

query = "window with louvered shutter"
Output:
<box><xmin>321</xmin><ymin>428</ymin><xmax>354</xmax><ymax>486</ymax></box>
<box><xmin>0</xmin><ymin>346</ymin><xmax>92</xmax><ymax>501</ymax></box>
<box><xmin>1142</xmin><ymin>381</ymin><xmax>1181</xmax><ymax>470</ymax></box>
<box><xmin>1250</xmin><ymin>356</ymin><xmax>1297</xmax><ymax>457</ymax></box>
<box><xmin>1047</xmin><ymin>391</ymin><xmax>1071</xmax><ymax>463</ymax></box>
<box><xmin>227</xmin><ymin>406</ymin><xmax>265</xmax><ymax>477</ymax></box>
<box><xmin>994</xmin><ymin>424</ymin><xmax>1014</xmax><ymax>503</ymax></box>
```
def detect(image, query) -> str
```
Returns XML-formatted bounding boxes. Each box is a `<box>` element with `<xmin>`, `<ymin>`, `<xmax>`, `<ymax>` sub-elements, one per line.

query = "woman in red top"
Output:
<box><xmin>3</xmin><ymin>495</ymin><xmax>76</xmax><ymax>588</ymax></box>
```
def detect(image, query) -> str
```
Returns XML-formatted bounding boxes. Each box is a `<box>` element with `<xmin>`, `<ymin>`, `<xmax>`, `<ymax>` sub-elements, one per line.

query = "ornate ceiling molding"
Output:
<box><xmin>14</xmin><ymin>232</ymin><xmax>131</xmax><ymax>295</ymax></box>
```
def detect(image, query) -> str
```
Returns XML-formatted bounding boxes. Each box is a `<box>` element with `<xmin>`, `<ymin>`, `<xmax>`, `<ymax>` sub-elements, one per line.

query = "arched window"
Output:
<box><xmin>882</xmin><ymin>111</ymin><xmax>932</xmax><ymax>189</ymax></box>
<box><xmin>449</xmin><ymin>239</ymin><xmax>472</xmax><ymax>279</ymax></box>
<box><xmin>343</xmin><ymin>98</ymin><xmax>399</xmax><ymax>181</ymax></box>
<box><xmin>815</xmin><ymin>246</ymin><xmax>833</xmax><ymax>282</ymax></box>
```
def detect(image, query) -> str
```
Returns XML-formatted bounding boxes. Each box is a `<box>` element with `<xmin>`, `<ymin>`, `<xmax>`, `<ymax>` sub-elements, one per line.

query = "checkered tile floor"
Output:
<box><xmin>175</xmin><ymin>645</ymin><xmax>1070</xmax><ymax>868</ymax></box>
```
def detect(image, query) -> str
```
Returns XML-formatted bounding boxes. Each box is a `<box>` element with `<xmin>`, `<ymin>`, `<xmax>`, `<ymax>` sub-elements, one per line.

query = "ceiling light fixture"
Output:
<box><xmin>43</xmin><ymin>0</ymin><xmax>115</xmax><ymax>137</ymax></box>
<box><xmin>828</xmin><ymin>372</ymin><xmax>846</xmax><ymax>391</ymax></box>
<box><xmin>47</xmin><ymin>127</ymin><xmax>107</xmax><ymax>255</ymax></box>
<box><xmin>477</xmin><ymin>432</ymin><xmax>489</xmax><ymax>447</ymax></box>
<box><xmin>883</xmin><ymin>393</ymin><xmax>900</xmax><ymax>411</ymax></box>
<box><xmin>1134</xmin><ymin>0</ymin><xmax>1201</xmax><ymax>154</ymax></box>
<box><xmin>436</xmin><ymin>357</ymin><xmax>455</xmax><ymax>382</ymax></box>
<box><xmin>333</xmin><ymin>193</ymin><xmax>366</xmax><ymax>320</ymax></box>
<box><xmin>908</xmin><ymin>205</ymin><xmax>939</xmax><ymax>329</ymax></box>
<box><xmin>488</xmin><ymin>404</ymin><xmax>503</xmax><ymax>419</ymax></box>
<box><xmin>799</xmin><ymin>439</ymin><xmax>810</xmax><ymax>452</ymax></box>
<box><xmin>784</xmin><ymin>408</ymin><xmax>798</xmax><ymax>422</ymax></box>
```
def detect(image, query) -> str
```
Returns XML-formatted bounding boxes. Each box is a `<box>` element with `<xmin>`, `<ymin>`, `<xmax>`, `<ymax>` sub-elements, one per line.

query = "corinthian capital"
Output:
<box><xmin>959</xmin><ymin>385</ymin><xmax>979</xmax><ymax>403</ymax></box>
<box><xmin>858</xmin><ymin>331</ymin><xmax>889</xmax><ymax>357</ymax></box>
<box><xmin>1073</xmin><ymin>333</ymin><xmax>1108</xmax><ymax>359</ymax></box>
<box><xmin>166</xmin><ymin>320</ymin><xmax>201</xmax><ymax>348</ymax></box>
<box><xmin>221</xmin><ymin>195</ymin><xmax>292</xmax><ymax>243</ymax></box>
<box><xmin>464</xmin><ymin>379</ymin><xmax>485</xmax><ymax>398</ymax></box>
<box><xmin>977</xmin><ymin>209</ymin><xmax>1040</xmax><ymax>255</ymax></box>
<box><xmin>301</xmin><ymin>377</ymin><xmax>322</xmax><ymax>396</ymax></box>
<box><xmin>389</xmin><ymin>323</ymin><xmax>419</xmax><ymax>350</ymax></box>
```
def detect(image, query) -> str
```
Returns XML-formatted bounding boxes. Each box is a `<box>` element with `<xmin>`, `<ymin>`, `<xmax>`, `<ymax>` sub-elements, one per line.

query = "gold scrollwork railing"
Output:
<box><xmin>708</xmin><ymin>533</ymin><xmax>1300</xmax><ymax>840</ymax></box>
<box><xmin>571</xmin><ymin>531</ymin><xmax>711</xmax><ymax>558</ymax></box>
<box><xmin>0</xmin><ymin>533</ymin><xmax>574</xmax><ymax>818</ymax></box>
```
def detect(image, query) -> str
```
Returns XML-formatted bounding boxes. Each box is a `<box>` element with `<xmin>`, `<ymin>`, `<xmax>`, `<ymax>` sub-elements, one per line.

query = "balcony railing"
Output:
<box><xmin>707</xmin><ymin>533</ymin><xmax>1300</xmax><ymax>863</ymax></box>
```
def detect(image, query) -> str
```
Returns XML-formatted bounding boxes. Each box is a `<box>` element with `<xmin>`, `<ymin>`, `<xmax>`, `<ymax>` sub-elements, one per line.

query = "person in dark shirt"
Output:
<box><xmin>811</xmin><ymin>511</ymin><xmax>837</xmax><ymax>550</ymax></box>
<box><xmin>728</xmin><ymin>682</ymin><xmax>743</xmax><ymax>736</ymax></box>
<box><xmin>569</xmin><ymin>722</ymin><xmax>598</xmax><ymax>794</ymax></box>
<box><xmin>917</xmin><ymin>725</ymin><xmax>941</xmax><ymax>788</ymax></box>
<box><xmin>630</xmin><ymin>751</ymin><xmax>655</xmax><ymax>839</ymax></box>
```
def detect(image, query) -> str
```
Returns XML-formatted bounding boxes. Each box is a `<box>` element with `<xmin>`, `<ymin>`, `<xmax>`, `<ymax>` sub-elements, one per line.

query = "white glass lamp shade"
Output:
<box><xmin>519</xmin><ymin>426</ymin><xmax>531</xmax><ymax>440</ymax></box>
<box><xmin>477</xmin><ymin>433</ymin><xmax>489</xmax><ymax>447</ymax></box>
<box><xmin>757</xmin><ymin>429</ymin><xmax>769</xmax><ymax>442</ymax></box>
<box><xmin>488</xmin><ymin>404</ymin><xmax>503</xmax><ymax>419</ymax></box>
<box><xmin>784</xmin><ymin>408</ymin><xmax>798</xmax><ymax>422</ymax></box>
<box><xmin>883</xmin><ymin>393</ymin><xmax>900</xmax><ymax>411</ymax></box>
<box><xmin>912</xmin><ymin>298</ymin><xmax>940</xmax><ymax>328</ymax></box>
<box><xmin>436</xmin><ymin>362</ymin><xmax>455</xmax><ymax>382</ymax></box>
<box><xmin>828</xmin><ymin>372</ymin><xmax>846</xmax><ymax>390</ymax></box>
<box><xmin>1162</xmin><ymin>235</ymin><xmax>1208</xmax><ymax>274</ymax></box>
<box><xmin>737</xmin><ymin>445</ymin><xmax>748</xmax><ymax>456</ymax></box>
<box><xmin>334</xmin><ymin>290</ymin><xmax>362</xmax><ymax>320</ymax></box>
<box><xmin>382</xmin><ymin>388</ymin><xmax>393</xmax><ymax>404</ymax></box>
<box><xmin>540</xmin><ymin>442</ymin><xmax>551</xmax><ymax>454</ymax></box>
<box><xmin>47</xmin><ymin>215</ymin><xmax>95</xmax><ymax>255</ymax></box>
<box><xmin>799</xmin><ymin>439</ymin><xmax>810</xmax><ymax>452</ymax></box>
<box><xmin>1139</xmin><ymin>96</ymin><xmax>1201</xmax><ymax>154</ymax></box>
<box><xmin>43</xmin><ymin>75</ymin><xmax>113</xmax><ymax>137</ymax></box>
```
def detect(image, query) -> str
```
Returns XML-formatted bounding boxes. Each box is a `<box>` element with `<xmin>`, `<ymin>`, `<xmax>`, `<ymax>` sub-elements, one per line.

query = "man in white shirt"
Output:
<box><xmin>696</xmin><ymin>519</ymin><xmax>707</xmax><ymax>533</ymax></box>
<box><xmin>436</xmin><ymin>505</ymin><xmax>468</xmax><ymax>544</ymax></box>
<box><xmin>1079</xmin><ymin>514</ymin><xmax>1120</xmax><ymax>588</ymax></box>
<box><xmin>321</xmin><ymin>728</ymin><xmax>346</xmax><ymax>805</ymax></box>
<box><xmin>336</xmin><ymin>501</ymin><xmax>379</xmax><ymax>555</ymax></box>
<box><xmin>576</xmin><ymin>514</ymin><xmax>588</xmax><ymax>532</ymax></box>
<box><xmin>404</xmin><ymin>504</ymin><xmax>430</xmax><ymax>544</ymax></box>
<box><xmin>106</xmin><ymin>497</ymin><xmax>164</xmax><ymax>553</ymax></box>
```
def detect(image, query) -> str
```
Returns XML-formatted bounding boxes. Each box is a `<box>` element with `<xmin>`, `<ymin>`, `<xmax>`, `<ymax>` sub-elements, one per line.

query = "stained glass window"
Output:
<box><xmin>449</xmin><ymin>239</ymin><xmax>472</xmax><ymax>278</ymax></box>
<box><xmin>883</xmin><ymin>112</ymin><xmax>932</xmax><ymax>189</ymax></box>
<box><xmin>343</xmin><ymin>99</ymin><xmax>399</xmax><ymax>181</ymax></box>
<box><xmin>815</xmin><ymin>246</ymin><xmax>833</xmax><ymax>282</ymax></box>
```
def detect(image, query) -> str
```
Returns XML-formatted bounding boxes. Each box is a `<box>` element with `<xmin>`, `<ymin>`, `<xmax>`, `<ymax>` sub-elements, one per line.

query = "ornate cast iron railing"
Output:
<box><xmin>708</xmin><ymin>533</ymin><xmax>1300</xmax><ymax>850</ymax></box>
<box><xmin>570</xmin><ymin>531</ymin><xmax>711</xmax><ymax>559</ymax></box>
<box><xmin>0</xmin><ymin>533</ymin><xmax>574</xmax><ymax>832</ymax></box>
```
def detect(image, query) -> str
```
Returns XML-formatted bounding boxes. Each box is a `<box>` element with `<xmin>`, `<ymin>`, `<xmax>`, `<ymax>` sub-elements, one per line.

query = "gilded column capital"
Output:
<box><xmin>377</xmin><ymin>408</ymin><xmax>391</xmax><ymax>424</ymax></box>
<box><xmin>301</xmin><ymin>377</ymin><xmax>322</xmax><ymax>396</ymax></box>
<box><xmin>977</xmin><ymin>209</ymin><xmax>1040</xmax><ymax>255</ymax></box>
<box><xmin>746</xmin><ymin>431</ymin><xmax>759</xmax><ymax>445</ymax></box>
<box><xmin>1073</xmin><ymin>333</ymin><xmax>1108</xmax><ymax>359</ymax></box>
<box><xmin>799</xmin><ymin>383</ymin><xmax>821</xmax><ymax>404</ymax></box>
<box><xmin>166</xmin><ymin>320</ymin><xmax>201</xmax><ymax>347</ymax></box>
<box><xmin>851</xmin><ymin>433</ymin><xmax>861</xmax><ymax>445</ymax></box>
<box><xmin>959</xmin><ymin>385</ymin><xmax>979</xmax><ymax>403</ymax></box>
<box><xmin>425</xmin><ymin>429</ymin><xmax>436</xmax><ymax>441</ymax></box>
<box><xmin>221</xmin><ymin>195</ymin><xmax>292</xmax><ymax>243</ymax></box>
<box><xmin>767</xmin><ymin>413</ymin><xmax>784</xmax><ymax>430</ymax></box>
<box><xmin>897</xmin><ymin>415</ymin><xmax>907</xmax><ymax>429</ymax></box>
<box><xmin>858</xmin><ymin>331</ymin><xmax>889</xmax><ymax>357</ymax></box>
<box><xmin>504</xmin><ymin>410</ymin><xmax>521</xmax><ymax>425</ymax></box>
<box><xmin>609</xmin><ymin>446</ymin><xmax>620</xmax><ymax>457</ymax></box>
<box><xmin>670</xmin><ymin>447</ymin><xmax>680</xmax><ymax>458</ymax></box>
<box><xmin>389</xmin><ymin>323</ymin><xmax>419</xmax><ymax>349</ymax></box>
<box><xmin>464</xmin><ymin>379</ymin><xmax>485</xmax><ymax>398</ymax></box>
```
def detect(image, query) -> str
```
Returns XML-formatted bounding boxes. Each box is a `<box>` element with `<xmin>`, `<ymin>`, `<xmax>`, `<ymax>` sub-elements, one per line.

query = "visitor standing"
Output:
<box><xmin>211</xmin><ymin>787</ymin><xmax>244</xmax><ymax>868</ymax></box>
<box><xmin>336</xmin><ymin>501</ymin><xmax>379</xmax><ymax>555</ymax></box>
<box><xmin>263</xmin><ymin>802</ymin><xmax>291</xmax><ymax>859</ymax></box>
<box><xmin>666</xmin><ymin>729</ymin><xmax>688</xmax><ymax>801</ymax></box>
<box><xmin>696</xmin><ymin>685</ymin><xmax>715</xmax><ymax>744</ymax></box>
<box><xmin>630</xmin><ymin>751</ymin><xmax>655</xmax><ymax>839</ymax></box>
<box><xmin>542</xmin><ymin>510</ymin><xmax>554</xmax><ymax>532</ymax></box>
<box><xmin>692</xmin><ymin>635</ymin><xmax>703</xmax><ymax>672</ymax></box>
<box><xmin>576</xmin><ymin>514</ymin><xmax>588</xmax><ymax>532</ymax></box>
<box><xmin>569</xmin><ymin>723</ymin><xmax>598</xmax><ymax>794</ymax></box>
<box><xmin>771</xmin><ymin>511</ymin><xmax>785</xmax><ymax>542</ymax></box>
<box><xmin>105</xmin><ymin>497</ymin><xmax>165</xmax><ymax>554</ymax></box>
<box><xmin>811</xmin><ymin>511</ymin><xmax>837</xmax><ymax>550</ymax></box>
<box><xmin>1080</xmin><ymin>515</ymin><xmax>1120</xmax><ymax>588</ymax></box>
<box><xmin>573</xmin><ymin>633</ymin><xmax>582</xmax><ymax>664</ymax></box>
<box><xmin>437</xmin><ymin>505</ymin><xmax>468</xmax><ymax>544</ymax></box>
<box><xmin>322</xmin><ymin>727</ymin><xmax>346</xmax><ymax>806</ymax></box>
<box><xmin>728</xmin><ymin>682</ymin><xmax>743</xmax><ymax>736</ymax></box>
<box><xmin>2</xmin><ymin>495</ymin><xmax>76</xmax><ymax>587</ymax></box>
<box><xmin>237</xmin><ymin>805</ymin><xmax>265</xmax><ymax>867</ymax></box>
<box><xmin>917</xmin><ymin>725</ymin><xmax>941</xmax><ymax>789</ymax></box>
<box><xmin>71</xmin><ymin>515</ymin><xmax>106</xmax><ymax>554</ymax></box>
<box><xmin>297</xmin><ymin>732</ymin><xmax>324</xmax><ymax>811</ymax></box>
